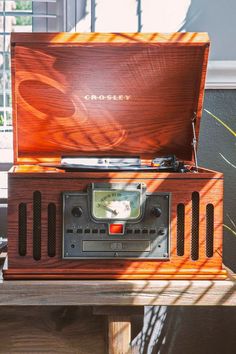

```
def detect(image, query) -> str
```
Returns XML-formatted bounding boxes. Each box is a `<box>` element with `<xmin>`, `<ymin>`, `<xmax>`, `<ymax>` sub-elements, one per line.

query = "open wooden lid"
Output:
<box><xmin>11</xmin><ymin>32</ymin><xmax>209</xmax><ymax>164</ymax></box>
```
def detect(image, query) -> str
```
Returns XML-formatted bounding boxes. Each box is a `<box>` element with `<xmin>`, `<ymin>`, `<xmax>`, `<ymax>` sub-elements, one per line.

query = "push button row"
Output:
<box><xmin>81</xmin><ymin>228</ymin><xmax>106</xmax><ymax>234</ymax></box>
<box><xmin>66</xmin><ymin>228</ymin><xmax>164</xmax><ymax>235</ymax></box>
<box><xmin>66</xmin><ymin>228</ymin><xmax>106</xmax><ymax>234</ymax></box>
<box><xmin>126</xmin><ymin>229</ymin><xmax>157</xmax><ymax>234</ymax></box>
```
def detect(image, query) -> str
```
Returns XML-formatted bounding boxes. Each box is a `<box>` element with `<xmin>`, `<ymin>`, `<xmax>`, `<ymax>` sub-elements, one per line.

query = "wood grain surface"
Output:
<box><xmin>7</xmin><ymin>32</ymin><xmax>223</xmax><ymax>280</ymax></box>
<box><xmin>108</xmin><ymin>316</ymin><xmax>131</xmax><ymax>354</ymax></box>
<box><xmin>0</xmin><ymin>271</ymin><xmax>236</xmax><ymax>306</ymax></box>
<box><xmin>11</xmin><ymin>32</ymin><xmax>210</xmax><ymax>44</ymax></box>
<box><xmin>11</xmin><ymin>32</ymin><xmax>209</xmax><ymax>164</ymax></box>
<box><xmin>0</xmin><ymin>306</ymin><xmax>106</xmax><ymax>353</ymax></box>
<box><xmin>5</xmin><ymin>170</ymin><xmax>225</xmax><ymax>280</ymax></box>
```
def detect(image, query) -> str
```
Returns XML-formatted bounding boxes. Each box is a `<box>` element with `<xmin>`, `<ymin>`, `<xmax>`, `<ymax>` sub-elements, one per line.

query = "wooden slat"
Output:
<box><xmin>1</xmin><ymin>268</ymin><xmax>236</xmax><ymax>306</ymax></box>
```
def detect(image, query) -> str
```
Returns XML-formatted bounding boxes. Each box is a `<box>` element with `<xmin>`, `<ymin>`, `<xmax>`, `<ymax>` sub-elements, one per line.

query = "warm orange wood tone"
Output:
<box><xmin>11</xmin><ymin>32</ymin><xmax>209</xmax><ymax>44</ymax></box>
<box><xmin>108</xmin><ymin>316</ymin><xmax>131</xmax><ymax>354</ymax></box>
<box><xmin>11</xmin><ymin>32</ymin><xmax>209</xmax><ymax>46</ymax></box>
<box><xmin>4</xmin><ymin>169</ymin><xmax>226</xmax><ymax>280</ymax></box>
<box><xmin>5</xmin><ymin>32</ymin><xmax>226</xmax><ymax>280</ymax></box>
<box><xmin>11</xmin><ymin>32</ymin><xmax>209</xmax><ymax>164</ymax></box>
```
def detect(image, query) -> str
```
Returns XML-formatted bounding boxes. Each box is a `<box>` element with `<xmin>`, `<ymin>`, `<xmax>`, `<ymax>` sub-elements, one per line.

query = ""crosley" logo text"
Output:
<box><xmin>84</xmin><ymin>95</ymin><xmax>131</xmax><ymax>101</ymax></box>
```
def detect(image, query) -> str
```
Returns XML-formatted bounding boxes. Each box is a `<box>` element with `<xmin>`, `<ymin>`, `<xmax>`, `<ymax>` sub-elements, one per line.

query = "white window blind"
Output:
<box><xmin>65</xmin><ymin>0</ymin><xmax>191</xmax><ymax>33</ymax></box>
<box><xmin>0</xmin><ymin>0</ymin><xmax>63</xmax><ymax>133</ymax></box>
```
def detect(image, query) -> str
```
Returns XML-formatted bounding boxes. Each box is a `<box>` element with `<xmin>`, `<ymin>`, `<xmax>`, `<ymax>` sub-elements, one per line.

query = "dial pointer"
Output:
<box><xmin>98</xmin><ymin>203</ymin><xmax>118</xmax><ymax>216</ymax></box>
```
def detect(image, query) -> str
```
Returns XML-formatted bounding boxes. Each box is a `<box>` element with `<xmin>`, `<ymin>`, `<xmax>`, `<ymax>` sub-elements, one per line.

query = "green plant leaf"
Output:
<box><xmin>204</xmin><ymin>109</ymin><xmax>236</xmax><ymax>138</ymax></box>
<box><xmin>224</xmin><ymin>224</ymin><xmax>236</xmax><ymax>237</ymax></box>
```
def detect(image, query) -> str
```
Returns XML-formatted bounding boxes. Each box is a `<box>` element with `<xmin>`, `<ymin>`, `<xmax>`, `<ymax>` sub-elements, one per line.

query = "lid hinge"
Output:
<box><xmin>192</xmin><ymin>112</ymin><xmax>198</xmax><ymax>172</ymax></box>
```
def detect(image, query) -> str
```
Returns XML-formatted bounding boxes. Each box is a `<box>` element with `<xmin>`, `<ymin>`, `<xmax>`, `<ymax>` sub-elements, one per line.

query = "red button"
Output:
<box><xmin>109</xmin><ymin>224</ymin><xmax>124</xmax><ymax>234</ymax></box>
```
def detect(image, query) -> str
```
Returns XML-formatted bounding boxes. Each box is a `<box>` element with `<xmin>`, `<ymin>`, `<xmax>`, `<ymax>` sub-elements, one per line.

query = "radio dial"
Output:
<box><xmin>151</xmin><ymin>207</ymin><xmax>162</xmax><ymax>218</ymax></box>
<box><xmin>71</xmin><ymin>206</ymin><xmax>83</xmax><ymax>217</ymax></box>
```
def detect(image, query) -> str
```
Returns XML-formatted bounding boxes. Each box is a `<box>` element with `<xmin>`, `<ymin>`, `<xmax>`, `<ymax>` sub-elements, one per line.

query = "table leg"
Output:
<box><xmin>93</xmin><ymin>306</ymin><xmax>144</xmax><ymax>354</ymax></box>
<box><xmin>108</xmin><ymin>315</ymin><xmax>131</xmax><ymax>354</ymax></box>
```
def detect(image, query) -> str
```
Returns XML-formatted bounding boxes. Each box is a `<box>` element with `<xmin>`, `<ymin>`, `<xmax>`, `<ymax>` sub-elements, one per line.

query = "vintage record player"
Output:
<box><xmin>4</xmin><ymin>32</ymin><xmax>226</xmax><ymax>279</ymax></box>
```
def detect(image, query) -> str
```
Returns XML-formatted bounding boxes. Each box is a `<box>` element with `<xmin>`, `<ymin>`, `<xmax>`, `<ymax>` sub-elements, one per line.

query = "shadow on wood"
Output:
<box><xmin>0</xmin><ymin>306</ymin><xmax>106</xmax><ymax>353</ymax></box>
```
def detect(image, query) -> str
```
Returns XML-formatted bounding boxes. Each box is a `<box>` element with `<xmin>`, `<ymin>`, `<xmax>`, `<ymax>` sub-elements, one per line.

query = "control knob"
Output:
<box><xmin>151</xmin><ymin>207</ymin><xmax>162</xmax><ymax>218</ymax></box>
<box><xmin>71</xmin><ymin>206</ymin><xmax>83</xmax><ymax>217</ymax></box>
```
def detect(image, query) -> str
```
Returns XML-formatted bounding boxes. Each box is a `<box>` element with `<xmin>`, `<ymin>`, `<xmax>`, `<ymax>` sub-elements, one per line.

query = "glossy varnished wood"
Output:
<box><xmin>11</xmin><ymin>32</ymin><xmax>210</xmax><ymax>44</ymax></box>
<box><xmin>7</xmin><ymin>32</ymin><xmax>224</xmax><ymax>280</ymax></box>
<box><xmin>5</xmin><ymin>168</ymin><xmax>225</xmax><ymax>280</ymax></box>
<box><xmin>11</xmin><ymin>32</ymin><xmax>209</xmax><ymax>164</ymax></box>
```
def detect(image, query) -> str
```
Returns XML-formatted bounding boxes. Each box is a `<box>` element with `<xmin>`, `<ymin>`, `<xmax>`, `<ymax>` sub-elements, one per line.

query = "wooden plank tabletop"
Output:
<box><xmin>1</xmin><ymin>262</ymin><xmax>236</xmax><ymax>306</ymax></box>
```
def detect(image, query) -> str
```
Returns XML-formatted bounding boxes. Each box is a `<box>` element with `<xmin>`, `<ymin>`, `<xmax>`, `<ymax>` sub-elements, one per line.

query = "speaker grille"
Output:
<box><xmin>48</xmin><ymin>203</ymin><xmax>56</xmax><ymax>257</ymax></box>
<box><xmin>33</xmin><ymin>191</ymin><xmax>41</xmax><ymax>261</ymax></box>
<box><xmin>191</xmin><ymin>192</ymin><xmax>199</xmax><ymax>260</ymax></box>
<box><xmin>18</xmin><ymin>203</ymin><xmax>27</xmax><ymax>256</ymax></box>
<box><xmin>206</xmin><ymin>204</ymin><xmax>214</xmax><ymax>258</ymax></box>
<box><xmin>177</xmin><ymin>203</ymin><xmax>185</xmax><ymax>256</ymax></box>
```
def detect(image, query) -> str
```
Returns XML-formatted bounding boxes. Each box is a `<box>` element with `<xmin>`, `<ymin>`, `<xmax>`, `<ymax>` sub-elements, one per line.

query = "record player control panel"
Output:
<box><xmin>62</xmin><ymin>183</ymin><xmax>170</xmax><ymax>259</ymax></box>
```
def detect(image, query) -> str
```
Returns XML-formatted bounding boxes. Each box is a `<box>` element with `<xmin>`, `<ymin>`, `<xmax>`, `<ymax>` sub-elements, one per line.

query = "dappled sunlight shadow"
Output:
<box><xmin>12</xmin><ymin>32</ymin><xmax>209</xmax><ymax>164</ymax></box>
<box><xmin>7</xmin><ymin>33</ymin><xmax>227</xmax><ymax>310</ymax></box>
<box><xmin>132</xmin><ymin>306</ymin><xmax>168</xmax><ymax>353</ymax></box>
<box><xmin>116</xmin><ymin>175</ymin><xmax>225</xmax><ymax>281</ymax></box>
<box><xmin>5</xmin><ymin>25</ymin><xmax>236</xmax><ymax>354</ymax></box>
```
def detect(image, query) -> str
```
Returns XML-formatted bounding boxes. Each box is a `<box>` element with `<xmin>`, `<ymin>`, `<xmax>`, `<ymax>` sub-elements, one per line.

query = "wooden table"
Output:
<box><xmin>1</xmin><ymin>273</ymin><xmax>236</xmax><ymax>307</ymax></box>
<box><xmin>0</xmin><ymin>261</ymin><xmax>236</xmax><ymax>353</ymax></box>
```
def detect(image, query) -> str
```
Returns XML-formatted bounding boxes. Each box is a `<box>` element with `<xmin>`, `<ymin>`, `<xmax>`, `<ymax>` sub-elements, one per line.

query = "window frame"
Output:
<box><xmin>0</xmin><ymin>0</ymin><xmax>64</xmax><ymax>168</ymax></box>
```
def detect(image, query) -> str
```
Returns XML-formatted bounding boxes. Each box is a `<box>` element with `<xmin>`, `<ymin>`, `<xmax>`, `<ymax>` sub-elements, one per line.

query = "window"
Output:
<box><xmin>0</xmin><ymin>0</ymin><xmax>33</xmax><ymax>131</ymax></box>
<box><xmin>0</xmin><ymin>0</ymin><xmax>62</xmax><ymax>134</ymax></box>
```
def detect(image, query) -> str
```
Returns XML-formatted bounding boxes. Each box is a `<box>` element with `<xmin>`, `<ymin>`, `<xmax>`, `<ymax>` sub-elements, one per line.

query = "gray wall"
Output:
<box><xmin>180</xmin><ymin>0</ymin><xmax>236</xmax><ymax>60</ymax></box>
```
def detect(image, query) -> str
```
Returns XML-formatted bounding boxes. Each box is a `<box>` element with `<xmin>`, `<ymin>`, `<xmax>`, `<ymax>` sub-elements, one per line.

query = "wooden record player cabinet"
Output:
<box><xmin>4</xmin><ymin>32</ymin><xmax>226</xmax><ymax>280</ymax></box>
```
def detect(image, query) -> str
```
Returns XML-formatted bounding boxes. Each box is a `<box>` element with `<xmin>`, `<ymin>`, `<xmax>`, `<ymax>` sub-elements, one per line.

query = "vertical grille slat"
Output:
<box><xmin>191</xmin><ymin>192</ymin><xmax>199</xmax><ymax>261</ymax></box>
<box><xmin>18</xmin><ymin>203</ymin><xmax>27</xmax><ymax>256</ymax></box>
<box><xmin>206</xmin><ymin>204</ymin><xmax>214</xmax><ymax>258</ymax></box>
<box><xmin>33</xmin><ymin>191</ymin><xmax>41</xmax><ymax>261</ymax></box>
<box><xmin>48</xmin><ymin>203</ymin><xmax>56</xmax><ymax>257</ymax></box>
<box><xmin>177</xmin><ymin>203</ymin><xmax>185</xmax><ymax>256</ymax></box>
